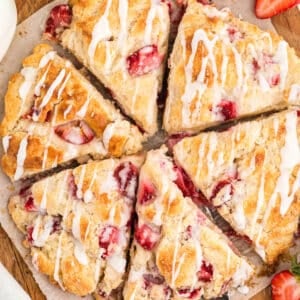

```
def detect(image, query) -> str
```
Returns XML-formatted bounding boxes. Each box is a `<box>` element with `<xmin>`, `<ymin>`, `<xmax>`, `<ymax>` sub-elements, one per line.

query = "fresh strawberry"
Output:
<box><xmin>126</xmin><ymin>45</ymin><xmax>164</xmax><ymax>77</ymax></box>
<box><xmin>54</xmin><ymin>120</ymin><xmax>95</xmax><ymax>145</ymax></box>
<box><xmin>271</xmin><ymin>258</ymin><xmax>300</xmax><ymax>300</ymax></box>
<box><xmin>255</xmin><ymin>0</ymin><xmax>300</xmax><ymax>19</ymax></box>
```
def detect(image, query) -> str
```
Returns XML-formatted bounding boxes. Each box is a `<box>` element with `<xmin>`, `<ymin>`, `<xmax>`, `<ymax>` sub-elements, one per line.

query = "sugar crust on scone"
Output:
<box><xmin>173</xmin><ymin>110</ymin><xmax>300</xmax><ymax>264</ymax></box>
<box><xmin>0</xmin><ymin>44</ymin><xmax>144</xmax><ymax>181</ymax></box>
<box><xmin>163</xmin><ymin>0</ymin><xmax>300</xmax><ymax>134</ymax></box>
<box><xmin>123</xmin><ymin>147</ymin><xmax>253</xmax><ymax>300</ymax></box>
<box><xmin>8</xmin><ymin>155</ymin><xmax>144</xmax><ymax>297</ymax></box>
<box><xmin>61</xmin><ymin>0</ymin><xmax>170</xmax><ymax>135</ymax></box>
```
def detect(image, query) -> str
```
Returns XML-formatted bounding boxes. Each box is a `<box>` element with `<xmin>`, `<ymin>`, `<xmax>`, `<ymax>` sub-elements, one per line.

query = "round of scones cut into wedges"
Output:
<box><xmin>1</xmin><ymin>0</ymin><xmax>300</xmax><ymax>299</ymax></box>
<box><xmin>8</xmin><ymin>155</ymin><xmax>144</xmax><ymax>297</ymax></box>
<box><xmin>0</xmin><ymin>44</ymin><xmax>144</xmax><ymax>181</ymax></box>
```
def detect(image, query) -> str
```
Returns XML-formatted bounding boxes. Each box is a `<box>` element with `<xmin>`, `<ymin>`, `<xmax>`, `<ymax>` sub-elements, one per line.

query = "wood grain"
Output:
<box><xmin>0</xmin><ymin>1</ymin><xmax>299</xmax><ymax>300</ymax></box>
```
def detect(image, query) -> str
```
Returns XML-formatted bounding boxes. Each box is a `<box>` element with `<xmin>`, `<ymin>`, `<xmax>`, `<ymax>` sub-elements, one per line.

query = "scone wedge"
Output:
<box><xmin>8</xmin><ymin>155</ymin><xmax>144</xmax><ymax>297</ymax></box>
<box><xmin>124</xmin><ymin>147</ymin><xmax>253</xmax><ymax>299</ymax></box>
<box><xmin>0</xmin><ymin>44</ymin><xmax>144</xmax><ymax>181</ymax></box>
<box><xmin>61</xmin><ymin>0</ymin><xmax>170</xmax><ymax>135</ymax></box>
<box><xmin>173</xmin><ymin>110</ymin><xmax>300</xmax><ymax>264</ymax></box>
<box><xmin>163</xmin><ymin>0</ymin><xmax>300</xmax><ymax>134</ymax></box>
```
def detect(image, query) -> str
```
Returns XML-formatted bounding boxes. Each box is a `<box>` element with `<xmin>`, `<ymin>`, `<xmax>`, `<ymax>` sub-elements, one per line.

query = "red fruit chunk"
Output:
<box><xmin>271</xmin><ymin>270</ymin><xmax>300</xmax><ymax>300</ymax></box>
<box><xmin>227</xmin><ymin>27</ymin><xmax>243</xmax><ymax>43</ymax></box>
<box><xmin>166</xmin><ymin>133</ymin><xmax>191</xmax><ymax>153</ymax></box>
<box><xmin>135</xmin><ymin>224</ymin><xmax>161</xmax><ymax>250</ymax></box>
<box><xmin>113</xmin><ymin>162</ymin><xmax>139</xmax><ymax>200</ymax></box>
<box><xmin>177</xmin><ymin>288</ymin><xmax>202</xmax><ymax>299</ymax></box>
<box><xmin>198</xmin><ymin>261</ymin><xmax>213</xmax><ymax>282</ymax></box>
<box><xmin>24</xmin><ymin>196</ymin><xmax>38</xmax><ymax>212</ymax></box>
<box><xmin>271</xmin><ymin>74</ymin><xmax>280</xmax><ymax>87</ymax></box>
<box><xmin>255</xmin><ymin>0</ymin><xmax>299</xmax><ymax>19</ymax></box>
<box><xmin>99</xmin><ymin>225</ymin><xmax>120</xmax><ymax>258</ymax></box>
<box><xmin>143</xmin><ymin>273</ymin><xmax>165</xmax><ymax>287</ymax></box>
<box><xmin>209</xmin><ymin>179</ymin><xmax>233</xmax><ymax>202</ymax></box>
<box><xmin>137</xmin><ymin>180</ymin><xmax>156</xmax><ymax>205</ymax></box>
<box><xmin>252</xmin><ymin>59</ymin><xmax>261</xmax><ymax>74</ymax></box>
<box><xmin>54</xmin><ymin>120</ymin><xmax>95</xmax><ymax>145</ymax></box>
<box><xmin>126</xmin><ymin>45</ymin><xmax>163</xmax><ymax>77</ymax></box>
<box><xmin>298</xmin><ymin>111</ymin><xmax>300</xmax><ymax>118</ymax></box>
<box><xmin>68</xmin><ymin>174</ymin><xmax>78</xmax><ymax>198</ymax></box>
<box><xmin>216</xmin><ymin>100</ymin><xmax>237</xmax><ymax>121</ymax></box>
<box><xmin>51</xmin><ymin>216</ymin><xmax>62</xmax><ymax>234</ymax></box>
<box><xmin>173</xmin><ymin>165</ymin><xmax>210</xmax><ymax>206</ymax></box>
<box><xmin>44</xmin><ymin>4</ymin><xmax>72</xmax><ymax>40</ymax></box>
<box><xmin>26</xmin><ymin>226</ymin><xmax>34</xmax><ymax>244</ymax></box>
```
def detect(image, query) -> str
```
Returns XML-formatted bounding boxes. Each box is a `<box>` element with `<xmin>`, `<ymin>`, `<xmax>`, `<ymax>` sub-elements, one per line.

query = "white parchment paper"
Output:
<box><xmin>0</xmin><ymin>1</ymin><xmax>297</xmax><ymax>299</ymax></box>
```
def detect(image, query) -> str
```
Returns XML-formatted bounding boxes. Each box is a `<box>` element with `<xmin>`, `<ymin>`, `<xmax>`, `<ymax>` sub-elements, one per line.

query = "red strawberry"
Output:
<box><xmin>98</xmin><ymin>225</ymin><xmax>120</xmax><ymax>258</ymax></box>
<box><xmin>137</xmin><ymin>179</ymin><xmax>157</xmax><ymax>205</ymax></box>
<box><xmin>134</xmin><ymin>223</ymin><xmax>161</xmax><ymax>250</ymax></box>
<box><xmin>126</xmin><ymin>45</ymin><xmax>164</xmax><ymax>77</ymax></box>
<box><xmin>255</xmin><ymin>0</ymin><xmax>300</xmax><ymax>19</ymax></box>
<box><xmin>44</xmin><ymin>4</ymin><xmax>72</xmax><ymax>40</ymax></box>
<box><xmin>54</xmin><ymin>120</ymin><xmax>95</xmax><ymax>145</ymax></box>
<box><xmin>271</xmin><ymin>270</ymin><xmax>300</xmax><ymax>300</ymax></box>
<box><xmin>113</xmin><ymin>162</ymin><xmax>139</xmax><ymax>200</ymax></box>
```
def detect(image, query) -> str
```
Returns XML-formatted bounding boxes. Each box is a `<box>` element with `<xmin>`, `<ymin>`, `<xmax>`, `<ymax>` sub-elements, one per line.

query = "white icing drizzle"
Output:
<box><xmin>19</xmin><ymin>67</ymin><xmax>37</xmax><ymax>107</ymax></box>
<box><xmin>273</xmin><ymin>117</ymin><xmax>279</xmax><ymax>135</ymax></box>
<box><xmin>221</xmin><ymin>45</ymin><xmax>229</xmax><ymax>86</ymax></box>
<box><xmin>72</xmin><ymin>202</ymin><xmax>82</xmax><ymax>241</ymax></box>
<box><xmin>40</xmin><ymin>177</ymin><xmax>49</xmax><ymax>210</ymax></box>
<box><xmin>144</xmin><ymin>0</ymin><xmax>160</xmax><ymax>44</ymax></box>
<box><xmin>195</xmin><ymin>135</ymin><xmax>207</xmax><ymax>180</ymax></box>
<box><xmin>76</xmin><ymin>165</ymin><xmax>87</xmax><ymax>199</ymax></box>
<box><xmin>274</xmin><ymin>41</ymin><xmax>288</xmax><ymax>90</ymax></box>
<box><xmin>202</xmin><ymin>5</ymin><xmax>229</xmax><ymax>19</ymax></box>
<box><xmin>14</xmin><ymin>134</ymin><xmax>29</xmax><ymax>180</ymax></box>
<box><xmin>34</xmin><ymin>64</ymin><xmax>50</xmax><ymax>96</ymax></box>
<box><xmin>63</xmin><ymin>104</ymin><xmax>73</xmax><ymax>119</ymax></box>
<box><xmin>94</xmin><ymin>249</ymin><xmax>103</xmax><ymax>283</ymax></box>
<box><xmin>57</xmin><ymin>72</ymin><xmax>71</xmax><ymax>100</ymax></box>
<box><xmin>34</xmin><ymin>217</ymin><xmax>54</xmax><ymax>247</ymax></box>
<box><xmin>107</xmin><ymin>255</ymin><xmax>126</xmax><ymax>273</ymax></box>
<box><xmin>118</xmin><ymin>0</ymin><xmax>128</xmax><ymax>51</ymax></box>
<box><xmin>74</xmin><ymin>240</ymin><xmax>89</xmax><ymax>265</ymax></box>
<box><xmin>232</xmin><ymin>260</ymin><xmax>252</xmax><ymax>289</ymax></box>
<box><xmin>38</xmin><ymin>69</ymin><xmax>66</xmax><ymax>111</ymax></box>
<box><xmin>88</xmin><ymin>0</ymin><xmax>112</xmax><ymax>60</ymax></box>
<box><xmin>206</xmin><ymin>132</ymin><xmax>217</xmax><ymax>175</ymax></box>
<box><xmin>102</xmin><ymin>122</ymin><xmax>116</xmax><ymax>150</ymax></box>
<box><xmin>76</xmin><ymin>93</ymin><xmax>91</xmax><ymax>118</ymax></box>
<box><xmin>2</xmin><ymin>135</ymin><xmax>11</xmax><ymax>153</ymax></box>
<box><xmin>288</xmin><ymin>84</ymin><xmax>300</xmax><ymax>103</ymax></box>
<box><xmin>54</xmin><ymin>232</ymin><xmax>64</xmax><ymax>289</ymax></box>
<box><xmin>39</xmin><ymin>51</ymin><xmax>55</xmax><ymax>68</ymax></box>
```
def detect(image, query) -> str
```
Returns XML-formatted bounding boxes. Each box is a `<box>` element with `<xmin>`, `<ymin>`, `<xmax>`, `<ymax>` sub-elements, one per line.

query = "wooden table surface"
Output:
<box><xmin>0</xmin><ymin>1</ymin><xmax>299</xmax><ymax>299</ymax></box>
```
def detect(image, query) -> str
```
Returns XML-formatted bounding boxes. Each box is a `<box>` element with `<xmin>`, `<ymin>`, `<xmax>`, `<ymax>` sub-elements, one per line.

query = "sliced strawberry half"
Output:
<box><xmin>271</xmin><ymin>270</ymin><xmax>300</xmax><ymax>300</ymax></box>
<box><xmin>137</xmin><ymin>179</ymin><xmax>157</xmax><ymax>205</ymax></box>
<box><xmin>113</xmin><ymin>162</ymin><xmax>139</xmax><ymax>200</ymax></box>
<box><xmin>44</xmin><ymin>4</ymin><xmax>72</xmax><ymax>40</ymax></box>
<box><xmin>255</xmin><ymin>0</ymin><xmax>300</xmax><ymax>19</ymax></box>
<box><xmin>54</xmin><ymin>120</ymin><xmax>95</xmax><ymax>145</ymax></box>
<box><xmin>126</xmin><ymin>45</ymin><xmax>164</xmax><ymax>77</ymax></box>
<box><xmin>99</xmin><ymin>225</ymin><xmax>120</xmax><ymax>258</ymax></box>
<box><xmin>134</xmin><ymin>223</ymin><xmax>161</xmax><ymax>251</ymax></box>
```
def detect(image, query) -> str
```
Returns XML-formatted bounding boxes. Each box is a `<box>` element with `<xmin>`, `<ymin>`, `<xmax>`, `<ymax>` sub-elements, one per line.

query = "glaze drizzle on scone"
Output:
<box><xmin>61</xmin><ymin>0</ymin><xmax>170</xmax><ymax>134</ymax></box>
<box><xmin>0</xmin><ymin>44</ymin><xmax>144</xmax><ymax>181</ymax></box>
<box><xmin>163</xmin><ymin>0</ymin><xmax>300</xmax><ymax>134</ymax></box>
<box><xmin>123</xmin><ymin>147</ymin><xmax>253</xmax><ymax>299</ymax></box>
<box><xmin>8</xmin><ymin>155</ymin><xmax>144</xmax><ymax>297</ymax></box>
<box><xmin>173</xmin><ymin>110</ymin><xmax>300</xmax><ymax>264</ymax></box>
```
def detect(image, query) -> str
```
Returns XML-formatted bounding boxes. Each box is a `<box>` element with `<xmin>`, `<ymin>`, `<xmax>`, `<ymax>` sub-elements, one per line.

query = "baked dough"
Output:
<box><xmin>61</xmin><ymin>0</ymin><xmax>170</xmax><ymax>135</ymax></box>
<box><xmin>123</xmin><ymin>147</ymin><xmax>253</xmax><ymax>299</ymax></box>
<box><xmin>8</xmin><ymin>155</ymin><xmax>144</xmax><ymax>297</ymax></box>
<box><xmin>163</xmin><ymin>0</ymin><xmax>300</xmax><ymax>134</ymax></box>
<box><xmin>0</xmin><ymin>44</ymin><xmax>144</xmax><ymax>181</ymax></box>
<box><xmin>173</xmin><ymin>110</ymin><xmax>300</xmax><ymax>264</ymax></box>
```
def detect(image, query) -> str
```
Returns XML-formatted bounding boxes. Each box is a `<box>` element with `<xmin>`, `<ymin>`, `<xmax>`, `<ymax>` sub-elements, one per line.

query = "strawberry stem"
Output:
<box><xmin>291</xmin><ymin>256</ymin><xmax>300</xmax><ymax>279</ymax></box>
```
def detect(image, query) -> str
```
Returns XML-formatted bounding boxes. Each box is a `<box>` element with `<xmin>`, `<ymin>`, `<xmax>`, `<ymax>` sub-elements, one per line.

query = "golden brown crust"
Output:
<box><xmin>0</xmin><ymin>44</ymin><xmax>144</xmax><ymax>181</ymax></box>
<box><xmin>173</xmin><ymin>110</ymin><xmax>300</xmax><ymax>264</ymax></box>
<box><xmin>62</xmin><ymin>0</ymin><xmax>170</xmax><ymax>134</ymax></box>
<box><xmin>163</xmin><ymin>0</ymin><xmax>300</xmax><ymax>134</ymax></box>
<box><xmin>8</xmin><ymin>155</ymin><xmax>144</xmax><ymax>297</ymax></box>
<box><xmin>123</xmin><ymin>148</ymin><xmax>253</xmax><ymax>300</ymax></box>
